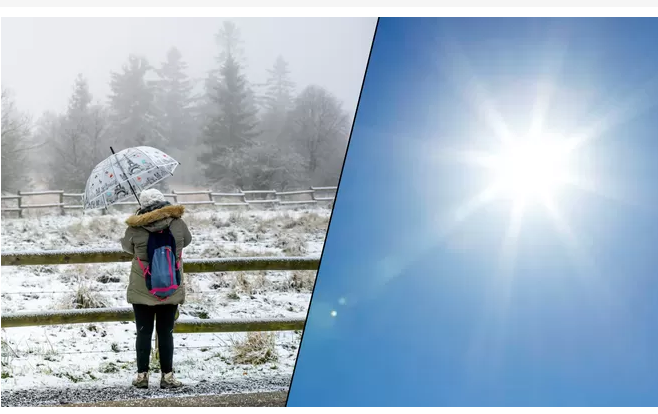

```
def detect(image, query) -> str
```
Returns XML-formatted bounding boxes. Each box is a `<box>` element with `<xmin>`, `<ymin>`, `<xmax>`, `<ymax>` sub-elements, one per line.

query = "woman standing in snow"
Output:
<box><xmin>120</xmin><ymin>188</ymin><xmax>192</xmax><ymax>389</ymax></box>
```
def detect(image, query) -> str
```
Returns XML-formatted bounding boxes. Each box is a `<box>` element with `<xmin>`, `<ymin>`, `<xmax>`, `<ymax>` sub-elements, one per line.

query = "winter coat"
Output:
<box><xmin>120</xmin><ymin>204</ymin><xmax>192</xmax><ymax>306</ymax></box>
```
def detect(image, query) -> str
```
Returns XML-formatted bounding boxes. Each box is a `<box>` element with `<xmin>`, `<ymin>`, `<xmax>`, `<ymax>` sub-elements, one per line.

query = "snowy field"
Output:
<box><xmin>1</xmin><ymin>207</ymin><xmax>329</xmax><ymax>398</ymax></box>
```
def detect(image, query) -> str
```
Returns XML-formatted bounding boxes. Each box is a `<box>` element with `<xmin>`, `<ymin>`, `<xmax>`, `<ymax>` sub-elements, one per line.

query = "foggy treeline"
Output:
<box><xmin>1</xmin><ymin>21</ymin><xmax>351</xmax><ymax>194</ymax></box>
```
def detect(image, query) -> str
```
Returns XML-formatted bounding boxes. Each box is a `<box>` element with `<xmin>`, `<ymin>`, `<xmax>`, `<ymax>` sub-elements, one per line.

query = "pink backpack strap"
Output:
<box><xmin>136</xmin><ymin>257</ymin><xmax>150</xmax><ymax>278</ymax></box>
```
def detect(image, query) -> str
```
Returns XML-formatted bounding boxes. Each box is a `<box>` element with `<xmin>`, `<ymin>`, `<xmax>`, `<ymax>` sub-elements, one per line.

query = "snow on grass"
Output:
<box><xmin>1</xmin><ymin>208</ymin><xmax>328</xmax><ymax>390</ymax></box>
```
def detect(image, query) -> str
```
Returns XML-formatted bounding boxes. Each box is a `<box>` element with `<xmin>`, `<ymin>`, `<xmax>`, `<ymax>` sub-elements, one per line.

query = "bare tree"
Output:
<box><xmin>288</xmin><ymin>85</ymin><xmax>350</xmax><ymax>186</ymax></box>
<box><xmin>1</xmin><ymin>89</ymin><xmax>37</xmax><ymax>193</ymax></box>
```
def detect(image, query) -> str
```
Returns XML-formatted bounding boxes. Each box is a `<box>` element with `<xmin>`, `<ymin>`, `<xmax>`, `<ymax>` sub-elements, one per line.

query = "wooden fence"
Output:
<box><xmin>1</xmin><ymin>250</ymin><xmax>315</xmax><ymax>331</ymax></box>
<box><xmin>0</xmin><ymin>187</ymin><xmax>337</xmax><ymax>218</ymax></box>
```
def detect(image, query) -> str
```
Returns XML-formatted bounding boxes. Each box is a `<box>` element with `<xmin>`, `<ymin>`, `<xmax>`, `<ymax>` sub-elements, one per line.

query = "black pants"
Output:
<box><xmin>133</xmin><ymin>304</ymin><xmax>178</xmax><ymax>374</ymax></box>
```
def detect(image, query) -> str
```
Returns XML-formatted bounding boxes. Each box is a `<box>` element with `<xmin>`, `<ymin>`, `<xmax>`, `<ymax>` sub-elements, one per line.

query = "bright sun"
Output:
<box><xmin>492</xmin><ymin>135</ymin><xmax>570</xmax><ymax>203</ymax></box>
<box><xmin>441</xmin><ymin>130</ymin><xmax>583</xmax><ymax>263</ymax></box>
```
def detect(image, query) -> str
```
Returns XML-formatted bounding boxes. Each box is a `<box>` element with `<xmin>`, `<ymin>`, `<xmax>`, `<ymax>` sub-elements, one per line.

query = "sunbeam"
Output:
<box><xmin>565</xmin><ymin>75</ymin><xmax>658</xmax><ymax>153</ymax></box>
<box><xmin>540</xmin><ymin>193</ymin><xmax>594</xmax><ymax>272</ymax></box>
<box><xmin>500</xmin><ymin>197</ymin><xmax>526</xmax><ymax>275</ymax></box>
<box><xmin>452</xmin><ymin>183</ymin><xmax>502</xmax><ymax>226</ymax></box>
<box><xmin>438</xmin><ymin>37</ymin><xmax>515</xmax><ymax>145</ymax></box>
<box><xmin>528</xmin><ymin>81</ymin><xmax>555</xmax><ymax>138</ymax></box>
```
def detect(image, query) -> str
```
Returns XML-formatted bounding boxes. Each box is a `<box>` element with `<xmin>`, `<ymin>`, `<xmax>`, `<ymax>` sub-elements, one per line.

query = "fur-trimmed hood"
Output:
<box><xmin>125</xmin><ymin>204</ymin><xmax>185</xmax><ymax>230</ymax></box>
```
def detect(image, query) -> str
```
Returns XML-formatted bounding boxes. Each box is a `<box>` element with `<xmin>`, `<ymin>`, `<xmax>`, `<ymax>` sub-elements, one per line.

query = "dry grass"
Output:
<box><xmin>254</xmin><ymin>214</ymin><xmax>286</xmax><ymax>233</ymax></box>
<box><xmin>208</xmin><ymin>273</ymin><xmax>231</xmax><ymax>290</ymax></box>
<box><xmin>233</xmin><ymin>272</ymin><xmax>251</xmax><ymax>293</ymax></box>
<box><xmin>287</xmin><ymin>271</ymin><xmax>316</xmax><ymax>292</ymax></box>
<box><xmin>280</xmin><ymin>212</ymin><xmax>329</xmax><ymax>233</ymax></box>
<box><xmin>62</xmin><ymin>281</ymin><xmax>108</xmax><ymax>309</ymax></box>
<box><xmin>66</xmin><ymin>216</ymin><xmax>123</xmax><ymax>242</ymax></box>
<box><xmin>59</xmin><ymin>265</ymin><xmax>92</xmax><ymax>285</ymax></box>
<box><xmin>1</xmin><ymin>337</ymin><xmax>18</xmax><ymax>368</ymax></box>
<box><xmin>255</xmin><ymin>211</ymin><xmax>329</xmax><ymax>234</ymax></box>
<box><xmin>201</xmin><ymin>244</ymin><xmax>276</xmax><ymax>258</ymax></box>
<box><xmin>231</xmin><ymin>332</ymin><xmax>278</xmax><ymax>365</ymax></box>
<box><xmin>184</xmin><ymin>273</ymin><xmax>201</xmax><ymax>294</ymax></box>
<box><xmin>223</xmin><ymin>229</ymin><xmax>239</xmax><ymax>242</ymax></box>
<box><xmin>181</xmin><ymin>302</ymin><xmax>211</xmax><ymax>320</ymax></box>
<box><xmin>253</xmin><ymin>273</ymin><xmax>268</xmax><ymax>292</ymax></box>
<box><xmin>275</xmin><ymin>233</ymin><xmax>307</xmax><ymax>256</ymax></box>
<box><xmin>230</xmin><ymin>271</ymin><xmax>268</xmax><ymax>296</ymax></box>
<box><xmin>183</xmin><ymin>213</ymin><xmax>213</xmax><ymax>229</ymax></box>
<box><xmin>210</xmin><ymin>214</ymin><xmax>231</xmax><ymax>229</ymax></box>
<box><xmin>95</xmin><ymin>264</ymin><xmax>126</xmax><ymax>284</ymax></box>
<box><xmin>228</xmin><ymin>211</ymin><xmax>251</xmax><ymax>229</ymax></box>
<box><xmin>226</xmin><ymin>289</ymin><xmax>241</xmax><ymax>300</ymax></box>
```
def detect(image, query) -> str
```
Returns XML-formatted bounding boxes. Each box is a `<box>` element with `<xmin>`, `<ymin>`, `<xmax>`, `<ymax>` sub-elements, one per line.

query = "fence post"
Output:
<box><xmin>273</xmin><ymin>189</ymin><xmax>280</xmax><ymax>211</ymax></box>
<box><xmin>17</xmin><ymin>190</ymin><xmax>23</xmax><ymax>219</ymax></box>
<box><xmin>207</xmin><ymin>189</ymin><xmax>213</xmax><ymax>203</ymax></box>
<box><xmin>310</xmin><ymin>187</ymin><xmax>316</xmax><ymax>202</ymax></box>
<box><xmin>152</xmin><ymin>314</ymin><xmax>159</xmax><ymax>367</ymax></box>
<box><xmin>59</xmin><ymin>191</ymin><xmax>65</xmax><ymax>216</ymax></box>
<box><xmin>239</xmin><ymin>188</ymin><xmax>248</xmax><ymax>207</ymax></box>
<box><xmin>171</xmin><ymin>189</ymin><xmax>178</xmax><ymax>205</ymax></box>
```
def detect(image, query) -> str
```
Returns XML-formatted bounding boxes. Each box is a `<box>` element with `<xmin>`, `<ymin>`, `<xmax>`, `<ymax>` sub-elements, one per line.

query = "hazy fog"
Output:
<box><xmin>2</xmin><ymin>17</ymin><xmax>376</xmax><ymax>117</ymax></box>
<box><xmin>1</xmin><ymin>17</ymin><xmax>376</xmax><ymax>193</ymax></box>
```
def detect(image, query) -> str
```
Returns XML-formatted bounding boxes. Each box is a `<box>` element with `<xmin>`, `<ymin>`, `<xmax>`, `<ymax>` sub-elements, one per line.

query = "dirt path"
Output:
<box><xmin>1</xmin><ymin>376</ymin><xmax>291</xmax><ymax>407</ymax></box>
<box><xmin>59</xmin><ymin>391</ymin><xmax>288</xmax><ymax>407</ymax></box>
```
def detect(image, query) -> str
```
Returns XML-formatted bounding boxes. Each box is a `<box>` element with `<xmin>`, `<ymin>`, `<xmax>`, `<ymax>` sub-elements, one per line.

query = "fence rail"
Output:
<box><xmin>1</xmin><ymin>250</ymin><xmax>317</xmax><ymax>334</ymax></box>
<box><xmin>1</xmin><ymin>186</ymin><xmax>337</xmax><ymax>217</ymax></box>
<box><xmin>1</xmin><ymin>249</ymin><xmax>320</xmax><ymax>271</ymax></box>
<box><xmin>1</xmin><ymin>307</ymin><xmax>305</xmax><ymax>331</ymax></box>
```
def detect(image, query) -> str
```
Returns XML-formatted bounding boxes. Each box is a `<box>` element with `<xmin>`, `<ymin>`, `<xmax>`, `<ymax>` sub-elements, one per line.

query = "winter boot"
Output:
<box><xmin>132</xmin><ymin>372</ymin><xmax>149</xmax><ymax>389</ymax></box>
<box><xmin>160</xmin><ymin>372</ymin><xmax>183</xmax><ymax>389</ymax></box>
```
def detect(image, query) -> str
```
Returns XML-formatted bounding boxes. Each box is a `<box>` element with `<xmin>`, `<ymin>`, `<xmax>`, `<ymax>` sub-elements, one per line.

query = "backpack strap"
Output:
<box><xmin>136</xmin><ymin>257</ymin><xmax>150</xmax><ymax>278</ymax></box>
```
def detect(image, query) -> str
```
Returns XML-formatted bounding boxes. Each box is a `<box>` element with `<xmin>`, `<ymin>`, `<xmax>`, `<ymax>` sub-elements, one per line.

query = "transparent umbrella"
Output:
<box><xmin>82</xmin><ymin>146</ymin><xmax>179</xmax><ymax>210</ymax></box>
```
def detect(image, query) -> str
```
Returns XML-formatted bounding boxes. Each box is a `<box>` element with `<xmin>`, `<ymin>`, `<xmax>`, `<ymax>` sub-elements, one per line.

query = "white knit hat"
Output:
<box><xmin>138</xmin><ymin>188</ymin><xmax>166</xmax><ymax>208</ymax></box>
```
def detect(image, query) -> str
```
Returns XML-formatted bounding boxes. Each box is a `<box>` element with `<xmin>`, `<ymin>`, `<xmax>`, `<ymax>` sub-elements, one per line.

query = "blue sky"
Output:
<box><xmin>287</xmin><ymin>18</ymin><xmax>658</xmax><ymax>407</ymax></box>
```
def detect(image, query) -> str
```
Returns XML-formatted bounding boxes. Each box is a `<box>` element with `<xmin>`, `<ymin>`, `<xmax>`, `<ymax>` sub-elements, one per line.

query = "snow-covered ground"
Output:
<box><xmin>1</xmin><ymin>208</ymin><xmax>328</xmax><ymax>394</ymax></box>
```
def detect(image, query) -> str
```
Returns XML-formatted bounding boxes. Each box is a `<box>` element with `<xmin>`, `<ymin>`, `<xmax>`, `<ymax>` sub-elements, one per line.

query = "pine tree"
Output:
<box><xmin>214</xmin><ymin>20</ymin><xmax>244</xmax><ymax>63</ymax></box>
<box><xmin>153</xmin><ymin>47</ymin><xmax>195</xmax><ymax>150</ymax></box>
<box><xmin>199</xmin><ymin>20</ymin><xmax>244</xmax><ymax>120</ymax></box>
<box><xmin>42</xmin><ymin>75</ymin><xmax>108</xmax><ymax>191</ymax></box>
<box><xmin>108</xmin><ymin>55</ymin><xmax>163</xmax><ymax>149</ymax></box>
<box><xmin>67</xmin><ymin>74</ymin><xmax>93</xmax><ymax>119</ymax></box>
<box><xmin>200</xmin><ymin>21</ymin><xmax>260</xmax><ymax>188</ymax></box>
<box><xmin>215</xmin><ymin>53</ymin><xmax>259</xmax><ymax>148</ymax></box>
<box><xmin>150</xmin><ymin>47</ymin><xmax>198</xmax><ymax>190</ymax></box>
<box><xmin>261</xmin><ymin>56</ymin><xmax>295</xmax><ymax>141</ymax></box>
